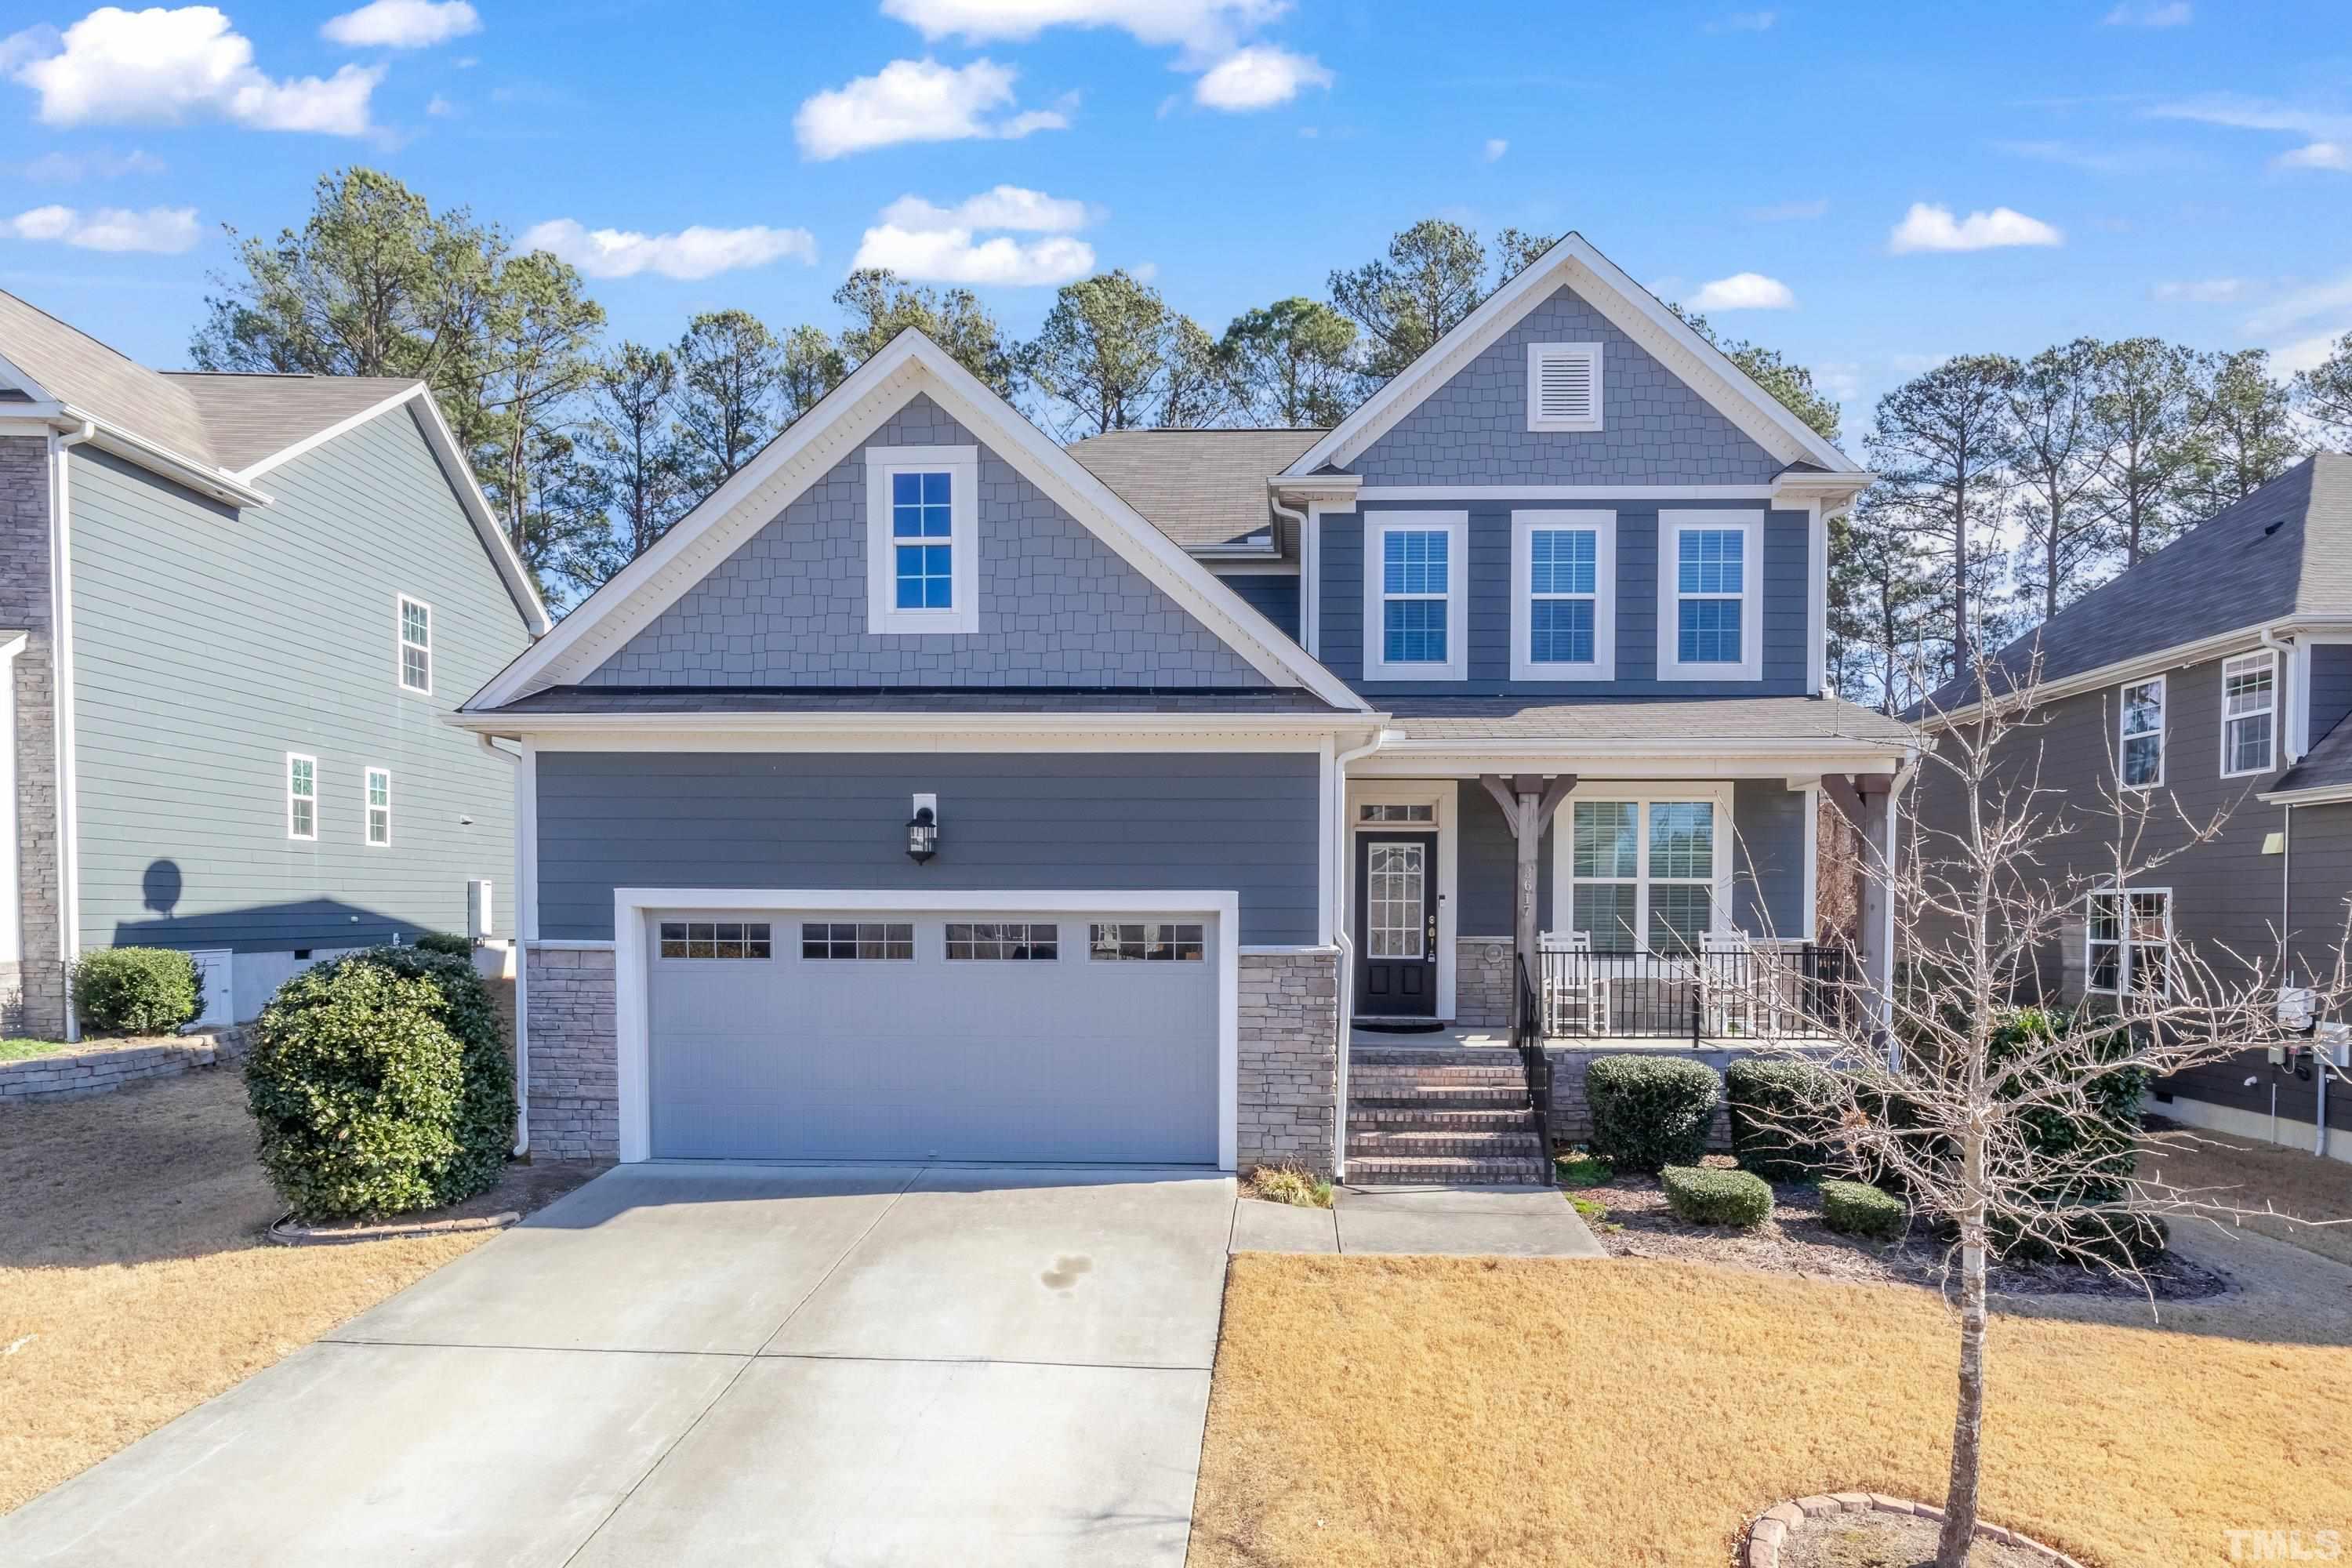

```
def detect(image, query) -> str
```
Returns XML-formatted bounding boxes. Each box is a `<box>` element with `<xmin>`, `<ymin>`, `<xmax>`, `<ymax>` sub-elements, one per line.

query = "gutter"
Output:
<box><xmin>1328</xmin><ymin>728</ymin><xmax>1395</xmax><ymax>1180</ymax></box>
<box><xmin>1924</xmin><ymin>615</ymin><xmax>2352</xmax><ymax>731</ymax></box>
<box><xmin>56</xmin><ymin>405</ymin><xmax>272</xmax><ymax>508</ymax></box>
<box><xmin>476</xmin><ymin>733</ymin><xmax>528</xmax><ymax>1158</ymax></box>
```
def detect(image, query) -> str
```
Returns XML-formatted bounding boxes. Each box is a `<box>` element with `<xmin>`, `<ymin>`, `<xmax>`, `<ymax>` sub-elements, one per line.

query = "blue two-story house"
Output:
<box><xmin>456</xmin><ymin>234</ymin><xmax>1915</xmax><ymax>1181</ymax></box>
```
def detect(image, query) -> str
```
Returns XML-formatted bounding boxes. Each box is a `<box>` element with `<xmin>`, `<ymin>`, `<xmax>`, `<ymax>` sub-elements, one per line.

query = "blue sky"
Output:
<box><xmin>2</xmin><ymin>0</ymin><xmax>2347</xmax><ymax>434</ymax></box>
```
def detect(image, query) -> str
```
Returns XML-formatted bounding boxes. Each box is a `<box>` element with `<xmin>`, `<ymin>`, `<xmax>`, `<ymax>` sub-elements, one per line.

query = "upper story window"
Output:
<box><xmin>1657</xmin><ymin>510</ymin><xmax>1762</xmax><ymax>682</ymax></box>
<box><xmin>1512</xmin><ymin>510</ymin><xmax>1616</xmax><ymax>681</ymax></box>
<box><xmin>286</xmin><ymin>753</ymin><xmax>317</xmax><ymax>841</ymax></box>
<box><xmin>1526</xmin><ymin>343</ymin><xmax>1603</xmax><ymax>432</ymax></box>
<box><xmin>1362</xmin><ymin>512</ymin><xmax>1468</xmax><ymax>682</ymax></box>
<box><xmin>397</xmin><ymin>596</ymin><xmax>431</xmax><ymax>695</ymax></box>
<box><xmin>365</xmin><ymin>767</ymin><xmax>391</xmax><ymax>847</ymax></box>
<box><xmin>2119</xmin><ymin>677</ymin><xmax>2165</xmax><ymax>789</ymax></box>
<box><xmin>2220</xmin><ymin>652</ymin><xmax>2277</xmax><ymax>778</ymax></box>
<box><xmin>865</xmin><ymin>445</ymin><xmax>979</xmax><ymax>635</ymax></box>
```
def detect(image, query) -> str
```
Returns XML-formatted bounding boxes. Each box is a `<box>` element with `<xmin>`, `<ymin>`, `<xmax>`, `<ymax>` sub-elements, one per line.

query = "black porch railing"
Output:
<box><xmin>1534</xmin><ymin>942</ymin><xmax>1858</xmax><ymax>1045</ymax></box>
<box><xmin>1513</xmin><ymin>953</ymin><xmax>1553</xmax><ymax>1180</ymax></box>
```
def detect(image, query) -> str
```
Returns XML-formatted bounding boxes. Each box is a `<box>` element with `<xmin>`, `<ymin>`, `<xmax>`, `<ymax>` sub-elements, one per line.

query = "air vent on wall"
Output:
<box><xmin>1527</xmin><ymin>342</ymin><xmax>1602</xmax><ymax>432</ymax></box>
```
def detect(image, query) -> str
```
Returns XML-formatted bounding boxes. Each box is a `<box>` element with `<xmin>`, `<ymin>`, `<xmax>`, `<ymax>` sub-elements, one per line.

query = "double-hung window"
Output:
<box><xmin>2086</xmin><ymin>890</ymin><xmax>2171</xmax><ymax>997</ymax></box>
<box><xmin>1511</xmin><ymin>510</ymin><xmax>1615</xmax><ymax>680</ymax></box>
<box><xmin>1657</xmin><ymin>511</ymin><xmax>1762</xmax><ymax>681</ymax></box>
<box><xmin>2220</xmin><ymin>652</ymin><xmax>2277</xmax><ymax>777</ymax></box>
<box><xmin>1563</xmin><ymin>789</ymin><xmax>1728</xmax><ymax>953</ymax></box>
<box><xmin>286</xmin><ymin>753</ymin><xmax>317</xmax><ymax>841</ymax></box>
<box><xmin>364</xmin><ymin>768</ymin><xmax>391</xmax><ymax>847</ymax></box>
<box><xmin>865</xmin><ymin>445</ymin><xmax>978</xmax><ymax>634</ymax></box>
<box><xmin>1362</xmin><ymin>512</ymin><xmax>1467</xmax><ymax>681</ymax></box>
<box><xmin>2118</xmin><ymin>677</ymin><xmax>2165</xmax><ymax>789</ymax></box>
<box><xmin>397</xmin><ymin>597</ymin><xmax>431</xmax><ymax>695</ymax></box>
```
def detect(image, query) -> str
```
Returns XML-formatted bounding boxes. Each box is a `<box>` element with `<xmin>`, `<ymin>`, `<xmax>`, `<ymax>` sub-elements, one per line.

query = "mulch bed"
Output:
<box><xmin>1570</xmin><ymin>1155</ymin><xmax>2230</xmax><ymax>1303</ymax></box>
<box><xmin>1779</xmin><ymin>1508</ymin><xmax>2057</xmax><ymax>1568</ymax></box>
<box><xmin>268</xmin><ymin>1158</ymin><xmax>606</xmax><ymax>1245</ymax></box>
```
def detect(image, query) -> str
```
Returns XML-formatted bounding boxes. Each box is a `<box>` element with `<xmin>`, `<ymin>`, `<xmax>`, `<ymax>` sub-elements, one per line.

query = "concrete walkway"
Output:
<box><xmin>0</xmin><ymin>1163</ymin><xmax>1234</xmax><ymax>1568</ymax></box>
<box><xmin>1229</xmin><ymin>1183</ymin><xmax>1607</xmax><ymax>1257</ymax></box>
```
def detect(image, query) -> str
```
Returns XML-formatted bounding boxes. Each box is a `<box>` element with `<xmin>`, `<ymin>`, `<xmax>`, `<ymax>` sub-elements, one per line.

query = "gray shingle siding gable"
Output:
<box><xmin>67</xmin><ymin>404</ymin><xmax>528</xmax><ymax>953</ymax></box>
<box><xmin>1346</xmin><ymin>286</ymin><xmax>1782</xmax><ymax>487</ymax></box>
<box><xmin>587</xmin><ymin>394</ymin><xmax>1269</xmax><ymax>689</ymax></box>
<box><xmin>535</xmin><ymin>750</ymin><xmax>1321</xmax><ymax>946</ymax></box>
<box><xmin>1318</xmin><ymin>501</ymin><xmax>1809</xmax><ymax>696</ymax></box>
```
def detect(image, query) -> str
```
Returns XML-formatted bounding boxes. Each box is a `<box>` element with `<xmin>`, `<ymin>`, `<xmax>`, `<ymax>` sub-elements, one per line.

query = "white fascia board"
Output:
<box><xmin>1918</xmin><ymin>620</ymin><xmax>2296</xmax><ymax>729</ymax></box>
<box><xmin>1352</xmin><ymin>744</ymin><xmax>1915</xmax><ymax>780</ymax></box>
<box><xmin>234</xmin><ymin>383</ymin><xmax>428</xmax><ymax>481</ymax></box>
<box><xmin>1359</xmin><ymin>484</ymin><xmax>1779</xmax><ymax>502</ymax></box>
<box><xmin>466</xmin><ymin>331</ymin><xmax>1366</xmax><ymax>713</ymax></box>
<box><xmin>0</xmin><ymin>348</ymin><xmax>54</xmax><ymax>403</ymax></box>
<box><xmin>64</xmin><ymin>406</ymin><xmax>271</xmax><ymax>507</ymax></box>
<box><xmin>1282</xmin><ymin>234</ymin><xmax>1858</xmax><ymax>481</ymax></box>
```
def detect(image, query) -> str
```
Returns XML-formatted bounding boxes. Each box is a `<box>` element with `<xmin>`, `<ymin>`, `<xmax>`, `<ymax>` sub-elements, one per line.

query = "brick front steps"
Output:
<box><xmin>1345</xmin><ymin>1048</ymin><xmax>1550</xmax><ymax>1184</ymax></box>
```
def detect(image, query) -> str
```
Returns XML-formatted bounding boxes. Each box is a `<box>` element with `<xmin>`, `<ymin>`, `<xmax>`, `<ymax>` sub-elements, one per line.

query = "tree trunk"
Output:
<box><xmin>1952</xmin><ymin>468</ymin><xmax>1972</xmax><ymax>670</ymax></box>
<box><xmin>1937</xmin><ymin>1221</ymin><xmax>1989</xmax><ymax>1566</ymax></box>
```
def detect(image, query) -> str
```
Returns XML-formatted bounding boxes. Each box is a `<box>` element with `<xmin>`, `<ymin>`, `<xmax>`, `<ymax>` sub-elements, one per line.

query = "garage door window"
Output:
<box><xmin>945</xmin><ymin>922</ymin><xmax>1058</xmax><ymax>960</ymax></box>
<box><xmin>1089</xmin><ymin>922</ymin><xmax>1205</xmax><ymax>961</ymax></box>
<box><xmin>659</xmin><ymin>921</ymin><xmax>772</xmax><ymax>960</ymax></box>
<box><xmin>801</xmin><ymin>921</ymin><xmax>914</xmax><ymax>960</ymax></box>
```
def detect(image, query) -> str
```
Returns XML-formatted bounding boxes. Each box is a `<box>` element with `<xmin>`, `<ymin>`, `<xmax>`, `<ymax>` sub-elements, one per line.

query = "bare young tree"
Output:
<box><xmin>1740</xmin><ymin>647</ymin><xmax>2345</xmax><ymax>1568</ymax></box>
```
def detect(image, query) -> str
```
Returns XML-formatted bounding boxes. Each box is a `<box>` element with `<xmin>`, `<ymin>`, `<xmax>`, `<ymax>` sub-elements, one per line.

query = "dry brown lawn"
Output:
<box><xmin>1191</xmin><ymin>1250</ymin><xmax>2352</xmax><ymax>1568</ymax></box>
<box><xmin>0</xmin><ymin>1065</ymin><xmax>596</xmax><ymax>1515</ymax></box>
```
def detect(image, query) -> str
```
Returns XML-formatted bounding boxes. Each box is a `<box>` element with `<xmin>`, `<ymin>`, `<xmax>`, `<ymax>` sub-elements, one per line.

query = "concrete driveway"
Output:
<box><xmin>0</xmin><ymin>1163</ymin><xmax>1236</xmax><ymax>1568</ymax></box>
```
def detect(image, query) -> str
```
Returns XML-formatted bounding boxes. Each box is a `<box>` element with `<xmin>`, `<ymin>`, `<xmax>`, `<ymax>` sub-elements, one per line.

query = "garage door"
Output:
<box><xmin>646</xmin><ymin>909</ymin><xmax>1220</xmax><ymax>1163</ymax></box>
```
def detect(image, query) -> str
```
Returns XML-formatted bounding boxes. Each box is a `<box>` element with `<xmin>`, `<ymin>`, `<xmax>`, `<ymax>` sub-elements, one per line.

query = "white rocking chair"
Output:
<box><xmin>1537</xmin><ymin>930</ymin><xmax>1607</xmax><ymax>1036</ymax></box>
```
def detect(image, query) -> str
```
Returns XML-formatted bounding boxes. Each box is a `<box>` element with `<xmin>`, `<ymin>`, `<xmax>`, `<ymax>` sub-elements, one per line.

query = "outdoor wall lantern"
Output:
<box><xmin>906</xmin><ymin>793</ymin><xmax>939</xmax><ymax>862</ymax></box>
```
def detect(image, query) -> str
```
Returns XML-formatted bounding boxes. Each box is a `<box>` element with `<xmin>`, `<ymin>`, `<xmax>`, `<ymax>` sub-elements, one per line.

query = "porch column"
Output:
<box><xmin>1480</xmin><ymin>772</ymin><xmax>1576</xmax><ymax>1030</ymax></box>
<box><xmin>1823</xmin><ymin>771</ymin><xmax>1900</xmax><ymax>1062</ymax></box>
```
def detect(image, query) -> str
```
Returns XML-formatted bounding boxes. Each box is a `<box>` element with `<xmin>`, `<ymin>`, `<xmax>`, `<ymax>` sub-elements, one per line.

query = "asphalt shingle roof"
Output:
<box><xmin>1379</xmin><ymin>693</ymin><xmax>1916</xmax><ymax>745</ymax></box>
<box><xmin>1067</xmin><ymin>427</ymin><xmax>1323</xmax><ymax>551</ymax></box>
<box><xmin>2272</xmin><ymin>711</ymin><xmax>2352</xmax><ymax>795</ymax></box>
<box><xmin>1922</xmin><ymin>454</ymin><xmax>2352</xmax><ymax>713</ymax></box>
<box><xmin>0</xmin><ymin>289</ymin><xmax>423</xmax><ymax>476</ymax></box>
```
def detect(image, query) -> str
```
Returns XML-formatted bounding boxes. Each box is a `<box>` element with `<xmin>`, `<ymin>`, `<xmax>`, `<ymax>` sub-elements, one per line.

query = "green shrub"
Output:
<box><xmin>411</xmin><ymin>931</ymin><xmax>474</xmax><ymax>957</ymax></box>
<box><xmin>1725</xmin><ymin>1058</ymin><xmax>1838</xmax><ymax>1182</ymax></box>
<box><xmin>1584</xmin><ymin>1055</ymin><xmax>1721</xmax><ymax>1174</ymax></box>
<box><xmin>1661</xmin><ymin>1165</ymin><xmax>1773</xmax><ymax>1227</ymax></box>
<box><xmin>71</xmin><ymin>946</ymin><xmax>201</xmax><ymax>1034</ymax></box>
<box><xmin>1820</xmin><ymin>1179</ymin><xmax>1905</xmax><ymax>1240</ymax></box>
<box><xmin>244</xmin><ymin>946</ymin><xmax>514</xmax><ymax>1221</ymax></box>
<box><xmin>1984</xmin><ymin>1008</ymin><xmax>2156</xmax><ymax>1261</ymax></box>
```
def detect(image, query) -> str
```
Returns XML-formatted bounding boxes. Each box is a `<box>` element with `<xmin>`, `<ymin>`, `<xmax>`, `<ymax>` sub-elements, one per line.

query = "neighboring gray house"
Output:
<box><xmin>0</xmin><ymin>292</ymin><xmax>546</xmax><ymax>1033</ymax></box>
<box><xmin>1911</xmin><ymin>453</ymin><xmax>2352</xmax><ymax>1162</ymax></box>
<box><xmin>456</xmin><ymin>234</ymin><xmax>1915</xmax><ymax>1181</ymax></box>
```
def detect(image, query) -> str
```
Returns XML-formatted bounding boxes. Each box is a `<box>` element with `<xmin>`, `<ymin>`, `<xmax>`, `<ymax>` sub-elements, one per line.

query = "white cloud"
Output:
<box><xmin>1711</xmin><ymin>9</ymin><xmax>1776</xmax><ymax>30</ymax></box>
<box><xmin>9</xmin><ymin>6</ymin><xmax>381</xmax><ymax>134</ymax></box>
<box><xmin>2277</xmin><ymin>141</ymin><xmax>2350</xmax><ymax>172</ymax></box>
<box><xmin>2273</xmin><ymin>331</ymin><xmax>2347</xmax><ymax>379</ymax></box>
<box><xmin>793</xmin><ymin>57</ymin><xmax>1066</xmax><ymax>160</ymax></box>
<box><xmin>4</xmin><ymin>202</ymin><xmax>199</xmax><ymax>252</ymax></box>
<box><xmin>1745</xmin><ymin>197</ymin><xmax>1828</xmax><ymax>221</ymax></box>
<box><xmin>2245</xmin><ymin>272</ymin><xmax>2352</xmax><ymax>336</ymax></box>
<box><xmin>850</xmin><ymin>224</ymin><xmax>1092</xmax><ymax>287</ymax></box>
<box><xmin>1129</xmin><ymin>260</ymin><xmax>1157</xmax><ymax>283</ymax></box>
<box><xmin>1688</xmin><ymin>271</ymin><xmax>1795</xmax><ymax>310</ymax></box>
<box><xmin>1192</xmin><ymin>45</ymin><xmax>1330</xmax><ymax>111</ymax></box>
<box><xmin>321</xmin><ymin>0</ymin><xmax>479</xmax><ymax>49</ymax></box>
<box><xmin>1483</xmin><ymin>137</ymin><xmax>1507</xmax><ymax>162</ymax></box>
<box><xmin>424</xmin><ymin>93</ymin><xmax>454</xmax><ymax>116</ymax></box>
<box><xmin>2103</xmin><ymin>2</ymin><xmax>2190</xmax><ymax>23</ymax></box>
<box><xmin>2149</xmin><ymin>95</ymin><xmax>2352</xmax><ymax>140</ymax></box>
<box><xmin>880</xmin><ymin>0</ymin><xmax>1282</xmax><ymax>58</ymax></box>
<box><xmin>880</xmin><ymin>185</ymin><xmax>1095</xmax><ymax>233</ymax></box>
<box><xmin>521</xmin><ymin>218</ymin><xmax>816</xmax><ymax>281</ymax></box>
<box><xmin>1888</xmin><ymin>202</ymin><xmax>2063</xmax><ymax>253</ymax></box>
<box><xmin>2151</xmin><ymin>278</ymin><xmax>2245</xmax><ymax>303</ymax></box>
<box><xmin>5</xmin><ymin>147</ymin><xmax>165</xmax><ymax>180</ymax></box>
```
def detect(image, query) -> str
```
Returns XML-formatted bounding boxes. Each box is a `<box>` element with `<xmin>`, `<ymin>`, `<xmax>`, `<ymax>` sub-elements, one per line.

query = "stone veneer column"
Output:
<box><xmin>1236</xmin><ymin>948</ymin><xmax>1341</xmax><ymax>1174</ymax></box>
<box><xmin>1454</xmin><ymin>936</ymin><xmax>1514</xmax><ymax>1029</ymax></box>
<box><xmin>0</xmin><ymin>436</ymin><xmax>63</xmax><ymax>1038</ymax></box>
<box><xmin>524</xmin><ymin>943</ymin><xmax>619</xmax><ymax>1160</ymax></box>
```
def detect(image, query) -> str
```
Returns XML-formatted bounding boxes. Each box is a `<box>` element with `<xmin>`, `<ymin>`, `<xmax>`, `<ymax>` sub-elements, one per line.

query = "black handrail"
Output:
<box><xmin>1514</xmin><ymin>953</ymin><xmax>1552</xmax><ymax>1182</ymax></box>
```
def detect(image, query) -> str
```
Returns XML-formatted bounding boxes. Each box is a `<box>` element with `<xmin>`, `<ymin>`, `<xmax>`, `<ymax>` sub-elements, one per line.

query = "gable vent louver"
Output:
<box><xmin>1527</xmin><ymin>343</ymin><xmax>1602</xmax><ymax>431</ymax></box>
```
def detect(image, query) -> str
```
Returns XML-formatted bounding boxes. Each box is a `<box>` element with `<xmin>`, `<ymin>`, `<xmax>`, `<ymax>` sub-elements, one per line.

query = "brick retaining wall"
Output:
<box><xmin>1454</xmin><ymin>936</ymin><xmax>1513</xmax><ymax>1029</ymax></box>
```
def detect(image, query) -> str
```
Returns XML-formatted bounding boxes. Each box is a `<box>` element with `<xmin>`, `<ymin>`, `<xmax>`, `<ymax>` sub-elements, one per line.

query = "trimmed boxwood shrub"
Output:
<box><xmin>1820</xmin><ymin>1179</ymin><xmax>1906</xmax><ymax>1240</ymax></box>
<box><xmin>411</xmin><ymin>931</ymin><xmax>474</xmax><ymax>957</ymax></box>
<box><xmin>1584</xmin><ymin>1054</ymin><xmax>1721</xmax><ymax>1174</ymax></box>
<box><xmin>1661</xmin><ymin>1165</ymin><xmax>1773</xmax><ymax>1227</ymax></box>
<box><xmin>244</xmin><ymin>946</ymin><xmax>514</xmax><ymax>1221</ymax></box>
<box><xmin>1725</xmin><ymin>1058</ymin><xmax>1837</xmax><ymax>1182</ymax></box>
<box><xmin>71</xmin><ymin>946</ymin><xmax>201</xmax><ymax>1034</ymax></box>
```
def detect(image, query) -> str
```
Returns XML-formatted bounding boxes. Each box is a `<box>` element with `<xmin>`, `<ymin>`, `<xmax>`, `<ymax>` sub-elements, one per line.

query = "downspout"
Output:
<box><xmin>1330</xmin><ymin>728</ymin><xmax>1389</xmax><ymax>1179</ymax></box>
<box><xmin>47</xmin><ymin>420</ymin><xmax>93</xmax><ymax>1040</ymax></box>
<box><xmin>476</xmin><ymin>731</ymin><xmax>528</xmax><ymax>1158</ymax></box>
<box><xmin>1269</xmin><ymin>494</ymin><xmax>1309</xmax><ymax>653</ymax></box>
<box><xmin>2260</xmin><ymin>627</ymin><xmax>2300</xmax><ymax>762</ymax></box>
<box><xmin>2261</xmin><ymin>631</ymin><xmax>2325</xmax><ymax>1157</ymax></box>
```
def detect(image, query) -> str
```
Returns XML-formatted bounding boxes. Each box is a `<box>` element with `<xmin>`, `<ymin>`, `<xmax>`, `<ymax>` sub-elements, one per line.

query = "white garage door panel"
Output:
<box><xmin>648</xmin><ymin>911</ymin><xmax>1219</xmax><ymax>1164</ymax></box>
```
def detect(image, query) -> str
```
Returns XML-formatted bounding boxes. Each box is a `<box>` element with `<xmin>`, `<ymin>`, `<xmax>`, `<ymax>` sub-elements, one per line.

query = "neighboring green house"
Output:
<box><xmin>0</xmin><ymin>292</ymin><xmax>546</xmax><ymax>1035</ymax></box>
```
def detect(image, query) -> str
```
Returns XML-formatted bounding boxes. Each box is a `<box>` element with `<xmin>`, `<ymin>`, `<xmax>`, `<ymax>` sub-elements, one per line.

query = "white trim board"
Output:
<box><xmin>1346</xmin><ymin>780</ymin><xmax>1458</xmax><ymax>1020</ymax></box>
<box><xmin>1510</xmin><ymin>510</ymin><xmax>1616</xmax><ymax>683</ymax></box>
<box><xmin>1361</xmin><ymin>511</ymin><xmax>1468</xmax><ymax>683</ymax></box>
<box><xmin>607</xmin><ymin>887</ymin><xmax>1241</xmax><ymax>1169</ymax></box>
<box><xmin>466</xmin><ymin>332</ymin><xmax>1366</xmax><ymax>715</ymax></box>
<box><xmin>1283</xmin><ymin>234</ymin><xmax>1859</xmax><ymax>481</ymax></box>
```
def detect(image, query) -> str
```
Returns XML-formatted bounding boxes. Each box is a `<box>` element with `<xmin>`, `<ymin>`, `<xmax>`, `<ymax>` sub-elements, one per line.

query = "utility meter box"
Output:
<box><xmin>2319</xmin><ymin>1021</ymin><xmax>2352</xmax><ymax>1070</ymax></box>
<box><xmin>2276</xmin><ymin>987</ymin><xmax>2316</xmax><ymax>1032</ymax></box>
<box><xmin>465</xmin><ymin>879</ymin><xmax>494</xmax><ymax>942</ymax></box>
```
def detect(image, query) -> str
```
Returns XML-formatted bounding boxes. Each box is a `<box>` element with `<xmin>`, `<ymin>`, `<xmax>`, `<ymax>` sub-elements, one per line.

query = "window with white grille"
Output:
<box><xmin>2220</xmin><ymin>652</ymin><xmax>2276</xmax><ymax>778</ymax></box>
<box><xmin>1526</xmin><ymin>343</ymin><xmax>1603</xmax><ymax>431</ymax></box>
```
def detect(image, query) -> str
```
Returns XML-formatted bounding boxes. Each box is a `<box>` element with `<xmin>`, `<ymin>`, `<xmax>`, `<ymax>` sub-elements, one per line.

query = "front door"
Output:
<box><xmin>1355</xmin><ymin>833</ymin><xmax>1437</xmax><ymax>1017</ymax></box>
